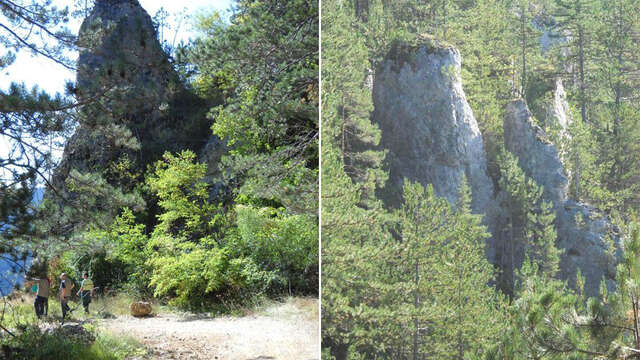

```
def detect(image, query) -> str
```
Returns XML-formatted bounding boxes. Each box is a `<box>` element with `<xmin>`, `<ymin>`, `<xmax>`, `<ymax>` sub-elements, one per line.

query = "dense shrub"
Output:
<box><xmin>48</xmin><ymin>253</ymin><xmax>78</xmax><ymax>292</ymax></box>
<box><xmin>136</xmin><ymin>151</ymin><xmax>317</xmax><ymax>309</ymax></box>
<box><xmin>235</xmin><ymin>205</ymin><xmax>318</xmax><ymax>294</ymax></box>
<box><xmin>0</xmin><ymin>323</ymin><xmax>145</xmax><ymax>360</ymax></box>
<box><xmin>74</xmin><ymin>250</ymin><xmax>128</xmax><ymax>292</ymax></box>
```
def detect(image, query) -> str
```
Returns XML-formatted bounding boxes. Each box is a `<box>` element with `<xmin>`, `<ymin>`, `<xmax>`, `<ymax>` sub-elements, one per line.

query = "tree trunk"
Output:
<box><xmin>578</xmin><ymin>23</ymin><xmax>587</xmax><ymax>123</ymax></box>
<box><xmin>413</xmin><ymin>259</ymin><xmax>420</xmax><ymax>360</ymax></box>
<box><xmin>443</xmin><ymin>0</ymin><xmax>447</xmax><ymax>40</ymax></box>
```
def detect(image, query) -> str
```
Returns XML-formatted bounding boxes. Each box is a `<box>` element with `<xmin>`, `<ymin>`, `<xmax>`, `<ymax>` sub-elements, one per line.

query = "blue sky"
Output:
<box><xmin>0</xmin><ymin>0</ymin><xmax>234</xmax><ymax>95</ymax></box>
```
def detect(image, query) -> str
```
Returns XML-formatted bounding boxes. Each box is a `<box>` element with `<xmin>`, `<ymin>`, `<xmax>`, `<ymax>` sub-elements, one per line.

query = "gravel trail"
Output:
<box><xmin>100</xmin><ymin>299</ymin><xmax>319</xmax><ymax>360</ymax></box>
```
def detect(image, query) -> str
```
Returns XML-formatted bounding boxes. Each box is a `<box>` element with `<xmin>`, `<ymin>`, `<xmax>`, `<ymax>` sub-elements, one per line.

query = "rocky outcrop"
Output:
<box><xmin>54</xmin><ymin>0</ymin><xmax>217</xmax><ymax>189</ymax></box>
<box><xmin>45</xmin><ymin>0</ymin><xmax>224</xmax><ymax>236</ymax></box>
<box><xmin>504</xmin><ymin>99</ymin><xmax>618</xmax><ymax>295</ymax></box>
<box><xmin>372</xmin><ymin>38</ymin><xmax>494</xmax><ymax>216</ymax></box>
<box><xmin>76</xmin><ymin>0</ymin><xmax>174</xmax><ymax>111</ymax></box>
<box><xmin>549</xmin><ymin>78</ymin><xmax>572</xmax><ymax>133</ymax></box>
<box><xmin>371</xmin><ymin>36</ymin><xmax>618</xmax><ymax>297</ymax></box>
<box><xmin>505</xmin><ymin>100</ymin><xmax>568</xmax><ymax>206</ymax></box>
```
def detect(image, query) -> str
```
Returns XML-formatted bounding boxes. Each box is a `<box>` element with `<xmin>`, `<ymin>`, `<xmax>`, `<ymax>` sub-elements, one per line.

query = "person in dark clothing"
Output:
<box><xmin>59</xmin><ymin>273</ymin><xmax>74</xmax><ymax>323</ymax></box>
<box><xmin>27</xmin><ymin>276</ymin><xmax>50</xmax><ymax>318</ymax></box>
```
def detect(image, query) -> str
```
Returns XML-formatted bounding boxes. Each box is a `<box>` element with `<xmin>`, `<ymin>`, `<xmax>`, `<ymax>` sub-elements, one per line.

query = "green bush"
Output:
<box><xmin>101</xmin><ymin>151</ymin><xmax>318</xmax><ymax>310</ymax></box>
<box><xmin>0</xmin><ymin>324</ymin><xmax>145</xmax><ymax>360</ymax></box>
<box><xmin>48</xmin><ymin>253</ymin><xmax>78</xmax><ymax>292</ymax></box>
<box><xmin>74</xmin><ymin>250</ymin><xmax>128</xmax><ymax>291</ymax></box>
<box><xmin>235</xmin><ymin>205</ymin><xmax>318</xmax><ymax>294</ymax></box>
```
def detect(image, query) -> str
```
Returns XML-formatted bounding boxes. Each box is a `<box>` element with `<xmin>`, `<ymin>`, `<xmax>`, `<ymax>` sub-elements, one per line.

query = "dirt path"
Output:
<box><xmin>100</xmin><ymin>298</ymin><xmax>319</xmax><ymax>360</ymax></box>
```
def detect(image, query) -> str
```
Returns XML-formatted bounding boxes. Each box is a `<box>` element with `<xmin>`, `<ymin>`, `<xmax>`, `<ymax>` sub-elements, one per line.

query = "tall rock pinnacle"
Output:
<box><xmin>504</xmin><ymin>99</ymin><xmax>619</xmax><ymax>296</ymax></box>
<box><xmin>372</xmin><ymin>38</ymin><xmax>495</xmax><ymax>217</ymax></box>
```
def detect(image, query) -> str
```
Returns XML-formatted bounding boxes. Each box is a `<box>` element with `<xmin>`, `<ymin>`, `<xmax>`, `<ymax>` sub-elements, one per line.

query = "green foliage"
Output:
<box><xmin>188</xmin><ymin>0</ymin><xmax>319</xmax><ymax>215</ymax></box>
<box><xmin>496</xmin><ymin>148</ymin><xmax>561</xmax><ymax>292</ymax></box>
<box><xmin>114</xmin><ymin>150</ymin><xmax>319</xmax><ymax>310</ymax></box>
<box><xmin>322</xmin><ymin>0</ymin><xmax>640</xmax><ymax>358</ymax></box>
<box><xmin>0</xmin><ymin>323</ymin><xmax>145</xmax><ymax>360</ymax></box>
<box><xmin>48</xmin><ymin>252</ymin><xmax>78</xmax><ymax>292</ymax></box>
<box><xmin>486</xmin><ymin>219</ymin><xmax>640</xmax><ymax>359</ymax></box>
<box><xmin>0</xmin><ymin>0</ymin><xmax>76</xmax><ymax>70</ymax></box>
<box><xmin>236</xmin><ymin>205</ymin><xmax>318</xmax><ymax>292</ymax></box>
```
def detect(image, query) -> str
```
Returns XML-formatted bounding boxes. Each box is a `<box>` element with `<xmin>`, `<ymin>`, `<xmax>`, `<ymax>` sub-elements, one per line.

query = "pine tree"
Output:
<box><xmin>552</xmin><ymin>0</ymin><xmax>598</xmax><ymax>124</ymax></box>
<box><xmin>526</xmin><ymin>200</ymin><xmax>562</xmax><ymax>278</ymax></box>
<box><xmin>496</xmin><ymin>148</ymin><xmax>561</xmax><ymax>290</ymax></box>
<box><xmin>437</xmin><ymin>176</ymin><xmax>506</xmax><ymax>359</ymax></box>
<box><xmin>321</xmin><ymin>2</ymin><xmax>393</xmax><ymax>358</ymax></box>
<box><xmin>188</xmin><ymin>0</ymin><xmax>319</xmax><ymax>215</ymax></box>
<box><xmin>0</xmin><ymin>0</ymin><xmax>76</xmax><ymax>70</ymax></box>
<box><xmin>321</xmin><ymin>0</ymin><xmax>386</xmax><ymax>197</ymax></box>
<box><xmin>591</xmin><ymin>0</ymin><xmax>640</xmax><ymax>212</ymax></box>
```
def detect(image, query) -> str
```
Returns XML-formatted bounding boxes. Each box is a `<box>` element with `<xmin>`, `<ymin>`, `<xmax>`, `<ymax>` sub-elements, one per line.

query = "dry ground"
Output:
<box><xmin>100</xmin><ymin>297</ymin><xmax>319</xmax><ymax>360</ymax></box>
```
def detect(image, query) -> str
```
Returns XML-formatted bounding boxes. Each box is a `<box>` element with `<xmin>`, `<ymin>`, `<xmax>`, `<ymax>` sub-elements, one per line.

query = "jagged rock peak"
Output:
<box><xmin>373</xmin><ymin>36</ymin><xmax>494</xmax><ymax>216</ymax></box>
<box><xmin>93</xmin><ymin>0</ymin><xmax>138</xmax><ymax>9</ymax></box>
<box><xmin>504</xmin><ymin>99</ymin><xmax>569</xmax><ymax>206</ymax></box>
<box><xmin>76</xmin><ymin>0</ymin><xmax>173</xmax><ymax>107</ymax></box>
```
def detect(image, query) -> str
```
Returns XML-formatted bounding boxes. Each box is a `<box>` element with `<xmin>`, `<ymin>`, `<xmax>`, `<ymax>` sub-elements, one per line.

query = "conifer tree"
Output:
<box><xmin>321</xmin><ymin>2</ymin><xmax>393</xmax><ymax>358</ymax></box>
<box><xmin>497</xmin><ymin>148</ymin><xmax>561</xmax><ymax>290</ymax></box>
<box><xmin>552</xmin><ymin>0</ymin><xmax>598</xmax><ymax>124</ymax></box>
<box><xmin>526</xmin><ymin>200</ymin><xmax>562</xmax><ymax>278</ymax></box>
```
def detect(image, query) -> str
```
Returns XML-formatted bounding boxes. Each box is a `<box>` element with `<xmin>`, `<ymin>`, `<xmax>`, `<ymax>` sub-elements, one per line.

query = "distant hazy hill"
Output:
<box><xmin>0</xmin><ymin>188</ymin><xmax>43</xmax><ymax>296</ymax></box>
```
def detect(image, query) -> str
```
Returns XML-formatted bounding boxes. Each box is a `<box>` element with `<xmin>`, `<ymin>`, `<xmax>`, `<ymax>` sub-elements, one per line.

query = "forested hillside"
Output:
<box><xmin>322</xmin><ymin>0</ymin><xmax>640</xmax><ymax>358</ymax></box>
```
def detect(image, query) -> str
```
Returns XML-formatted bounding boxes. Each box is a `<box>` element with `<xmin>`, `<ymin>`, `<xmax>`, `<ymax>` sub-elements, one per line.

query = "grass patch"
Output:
<box><xmin>0</xmin><ymin>324</ymin><xmax>146</xmax><ymax>360</ymax></box>
<box><xmin>0</xmin><ymin>293</ymin><xmax>147</xmax><ymax>360</ymax></box>
<box><xmin>87</xmin><ymin>329</ymin><xmax>147</xmax><ymax>359</ymax></box>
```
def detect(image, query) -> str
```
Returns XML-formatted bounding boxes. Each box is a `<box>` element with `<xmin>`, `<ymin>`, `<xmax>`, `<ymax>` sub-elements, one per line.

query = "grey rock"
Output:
<box><xmin>54</xmin><ymin>0</ymin><xmax>176</xmax><ymax>186</ymax></box>
<box><xmin>76</xmin><ymin>0</ymin><xmax>174</xmax><ymax>111</ymax></box>
<box><xmin>199</xmin><ymin>135</ymin><xmax>229</xmax><ymax>182</ymax></box>
<box><xmin>557</xmin><ymin>200</ymin><xmax>618</xmax><ymax>294</ymax></box>
<box><xmin>504</xmin><ymin>99</ymin><xmax>618</xmax><ymax>296</ymax></box>
<box><xmin>371</xmin><ymin>37</ymin><xmax>617</xmax><ymax>297</ymax></box>
<box><xmin>199</xmin><ymin>135</ymin><xmax>230</xmax><ymax>200</ymax></box>
<box><xmin>504</xmin><ymin>99</ymin><xmax>568</xmax><ymax>206</ymax></box>
<box><xmin>546</xmin><ymin>78</ymin><xmax>572</xmax><ymax>169</ymax></box>
<box><xmin>53</xmin><ymin>0</ymin><xmax>216</xmax><ymax>191</ymax></box>
<box><xmin>549</xmin><ymin>78</ymin><xmax>572</xmax><ymax>133</ymax></box>
<box><xmin>373</xmin><ymin>38</ymin><xmax>494</xmax><ymax>218</ymax></box>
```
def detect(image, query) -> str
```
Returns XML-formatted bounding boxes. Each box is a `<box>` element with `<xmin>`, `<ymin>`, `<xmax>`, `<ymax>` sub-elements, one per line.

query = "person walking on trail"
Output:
<box><xmin>59</xmin><ymin>273</ymin><xmax>74</xmax><ymax>323</ymax></box>
<box><xmin>26</xmin><ymin>275</ymin><xmax>50</xmax><ymax>319</ymax></box>
<box><xmin>77</xmin><ymin>272</ymin><xmax>94</xmax><ymax>314</ymax></box>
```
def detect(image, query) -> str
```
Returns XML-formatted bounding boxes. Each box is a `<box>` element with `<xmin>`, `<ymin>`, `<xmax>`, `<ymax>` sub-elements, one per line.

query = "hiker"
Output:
<box><xmin>59</xmin><ymin>273</ymin><xmax>74</xmax><ymax>323</ymax></box>
<box><xmin>76</xmin><ymin>272</ymin><xmax>94</xmax><ymax>314</ymax></box>
<box><xmin>26</xmin><ymin>275</ymin><xmax>50</xmax><ymax>318</ymax></box>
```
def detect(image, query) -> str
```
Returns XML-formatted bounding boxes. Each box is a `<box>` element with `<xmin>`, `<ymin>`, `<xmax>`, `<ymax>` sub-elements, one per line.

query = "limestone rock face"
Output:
<box><xmin>373</xmin><ymin>39</ymin><xmax>494</xmax><ymax>216</ymax></box>
<box><xmin>371</xmin><ymin>37</ymin><xmax>618</xmax><ymax>296</ymax></box>
<box><xmin>504</xmin><ymin>99</ymin><xmax>618</xmax><ymax>296</ymax></box>
<box><xmin>548</xmin><ymin>78</ymin><xmax>572</xmax><ymax>132</ymax></box>
<box><xmin>504</xmin><ymin>100</ymin><xmax>568</xmax><ymax>206</ymax></box>
<box><xmin>76</xmin><ymin>0</ymin><xmax>174</xmax><ymax>111</ymax></box>
<box><xmin>53</xmin><ymin>0</ymin><xmax>216</xmax><ymax>189</ymax></box>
